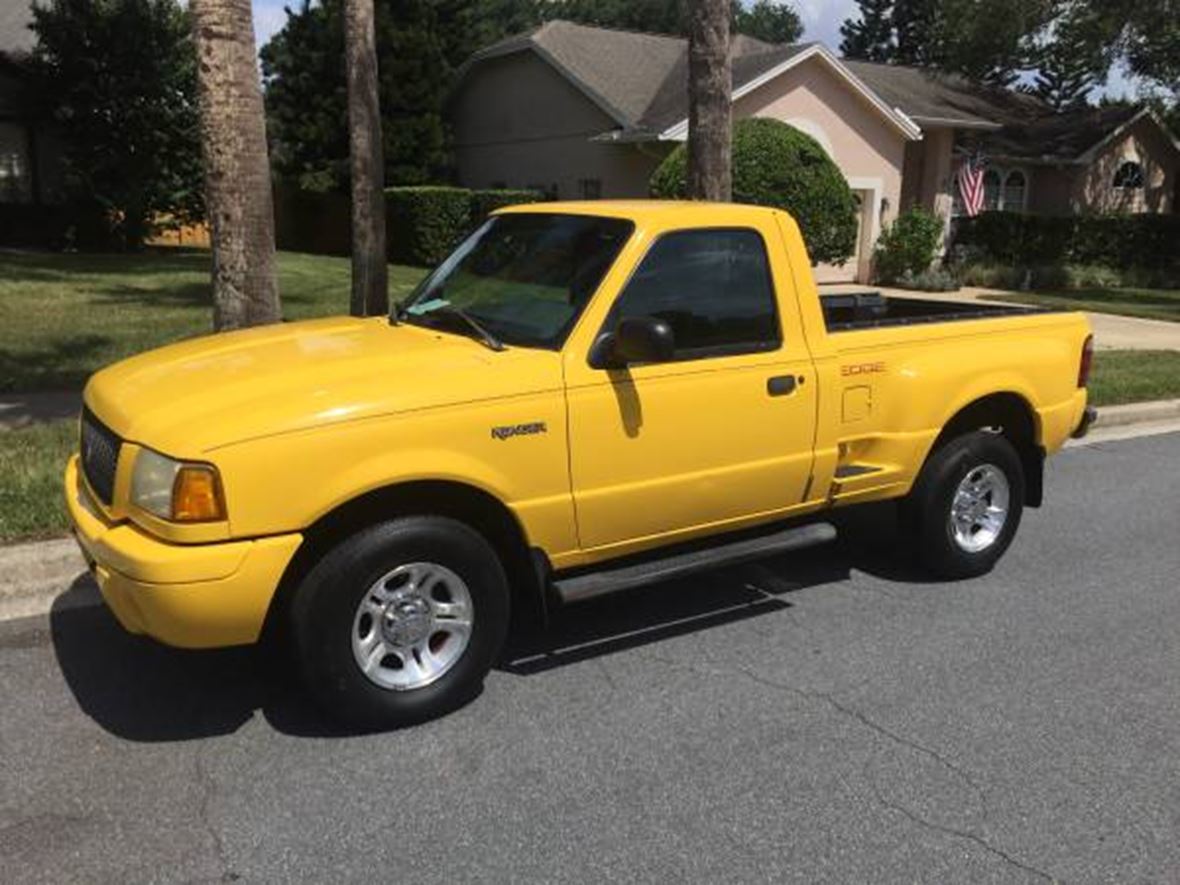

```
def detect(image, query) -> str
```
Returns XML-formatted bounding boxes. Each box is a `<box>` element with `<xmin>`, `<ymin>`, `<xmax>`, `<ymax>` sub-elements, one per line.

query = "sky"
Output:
<box><xmin>250</xmin><ymin>0</ymin><xmax>1143</xmax><ymax>99</ymax></box>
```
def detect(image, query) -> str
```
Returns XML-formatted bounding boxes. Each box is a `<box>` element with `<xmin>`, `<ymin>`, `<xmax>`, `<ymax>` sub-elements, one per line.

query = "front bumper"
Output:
<box><xmin>65</xmin><ymin>456</ymin><xmax>302</xmax><ymax>649</ymax></box>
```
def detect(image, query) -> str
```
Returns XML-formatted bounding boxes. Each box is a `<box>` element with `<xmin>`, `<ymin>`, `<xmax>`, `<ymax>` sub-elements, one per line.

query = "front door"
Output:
<box><xmin>564</xmin><ymin>225</ymin><xmax>817</xmax><ymax>553</ymax></box>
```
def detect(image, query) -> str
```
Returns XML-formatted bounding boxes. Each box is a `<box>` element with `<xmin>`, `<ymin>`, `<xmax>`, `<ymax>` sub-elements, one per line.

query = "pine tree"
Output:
<box><xmin>1033</xmin><ymin>40</ymin><xmax>1101</xmax><ymax>109</ymax></box>
<box><xmin>892</xmin><ymin>0</ymin><xmax>942</xmax><ymax>65</ymax></box>
<box><xmin>839</xmin><ymin>0</ymin><xmax>894</xmax><ymax>61</ymax></box>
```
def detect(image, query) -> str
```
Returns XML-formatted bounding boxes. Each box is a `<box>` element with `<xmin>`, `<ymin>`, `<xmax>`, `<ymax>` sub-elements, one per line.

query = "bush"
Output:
<box><xmin>874</xmin><ymin>207</ymin><xmax>944</xmax><ymax>283</ymax></box>
<box><xmin>649</xmin><ymin>117</ymin><xmax>858</xmax><ymax>265</ymax></box>
<box><xmin>386</xmin><ymin>186</ymin><xmax>472</xmax><ymax>266</ymax></box>
<box><xmin>470</xmin><ymin>189</ymin><xmax>543</xmax><ymax>224</ymax></box>
<box><xmin>952</xmin><ymin>211</ymin><xmax>1180</xmax><ymax>278</ymax></box>
<box><xmin>893</xmin><ymin>266</ymin><xmax>960</xmax><ymax>291</ymax></box>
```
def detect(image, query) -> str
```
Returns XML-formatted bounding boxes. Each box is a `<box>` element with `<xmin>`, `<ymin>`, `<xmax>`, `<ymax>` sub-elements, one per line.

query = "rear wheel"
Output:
<box><xmin>902</xmin><ymin>431</ymin><xmax>1025</xmax><ymax>579</ymax></box>
<box><xmin>290</xmin><ymin>517</ymin><xmax>510</xmax><ymax>729</ymax></box>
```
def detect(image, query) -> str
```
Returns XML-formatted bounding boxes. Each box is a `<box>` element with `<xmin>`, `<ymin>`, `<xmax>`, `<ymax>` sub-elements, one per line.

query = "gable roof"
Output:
<box><xmin>843</xmin><ymin>61</ymin><xmax>1046</xmax><ymax>129</ymax></box>
<box><xmin>0</xmin><ymin>0</ymin><xmax>35</xmax><ymax>60</ymax></box>
<box><xmin>976</xmin><ymin>104</ymin><xmax>1173</xmax><ymax>162</ymax></box>
<box><xmin>460</xmin><ymin>19</ymin><xmax>919</xmax><ymax>141</ymax></box>
<box><xmin>458</xmin><ymin>20</ymin><xmax>1172</xmax><ymax>163</ymax></box>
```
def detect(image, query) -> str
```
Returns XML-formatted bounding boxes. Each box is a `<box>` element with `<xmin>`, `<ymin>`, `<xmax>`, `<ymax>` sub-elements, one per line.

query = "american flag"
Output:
<box><xmin>956</xmin><ymin>152</ymin><xmax>987</xmax><ymax>217</ymax></box>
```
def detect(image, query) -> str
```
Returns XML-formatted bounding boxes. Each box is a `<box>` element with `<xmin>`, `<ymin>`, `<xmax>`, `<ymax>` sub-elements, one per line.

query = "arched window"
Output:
<box><xmin>1002</xmin><ymin>170</ymin><xmax>1026</xmax><ymax>211</ymax></box>
<box><xmin>1113</xmin><ymin>161</ymin><xmax>1144</xmax><ymax>189</ymax></box>
<box><xmin>983</xmin><ymin>169</ymin><xmax>1002</xmax><ymax>211</ymax></box>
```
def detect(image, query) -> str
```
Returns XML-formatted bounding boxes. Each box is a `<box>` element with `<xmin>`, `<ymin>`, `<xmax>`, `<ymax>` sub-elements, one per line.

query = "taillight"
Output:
<box><xmin>1078</xmin><ymin>334</ymin><xmax>1094</xmax><ymax>388</ymax></box>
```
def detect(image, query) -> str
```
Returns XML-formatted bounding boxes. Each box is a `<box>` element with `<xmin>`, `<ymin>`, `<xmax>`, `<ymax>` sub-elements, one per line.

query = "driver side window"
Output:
<box><xmin>607</xmin><ymin>227</ymin><xmax>781</xmax><ymax>360</ymax></box>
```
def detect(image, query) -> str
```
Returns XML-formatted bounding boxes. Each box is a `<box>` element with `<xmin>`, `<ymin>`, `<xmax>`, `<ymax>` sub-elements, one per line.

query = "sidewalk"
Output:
<box><xmin>822</xmin><ymin>283</ymin><xmax>1180</xmax><ymax>352</ymax></box>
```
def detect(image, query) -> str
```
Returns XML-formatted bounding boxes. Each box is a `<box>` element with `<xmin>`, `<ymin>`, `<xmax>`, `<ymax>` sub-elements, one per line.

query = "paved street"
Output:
<box><xmin>2</xmin><ymin>432</ymin><xmax>1179</xmax><ymax>883</ymax></box>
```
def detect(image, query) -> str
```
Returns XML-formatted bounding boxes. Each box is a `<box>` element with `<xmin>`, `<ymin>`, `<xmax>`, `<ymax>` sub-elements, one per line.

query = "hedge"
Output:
<box><xmin>951</xmin><ymin>212</ymin><xmax>1180</xmax><ymax>274</ymax></box>
<box><xmin>270</xmin><ymin>185</ymin><xmax>544</xmax><ymax>265</ymax></box>
<box><xmin>469</xmin><ymin>188</ymin><xmax>544</xmax><ymax>223</ymax></box>
<box><xmin>386</xmin><ymin>186</ymin><xmax>544</xmax><ymax>265</ymax></box>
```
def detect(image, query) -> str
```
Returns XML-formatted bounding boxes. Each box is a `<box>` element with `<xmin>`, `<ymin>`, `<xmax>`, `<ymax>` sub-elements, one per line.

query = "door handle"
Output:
<box><xmin>767</xmin><ymin>375</ymin><xmax>798</xmax><ymax>396</ymax></box>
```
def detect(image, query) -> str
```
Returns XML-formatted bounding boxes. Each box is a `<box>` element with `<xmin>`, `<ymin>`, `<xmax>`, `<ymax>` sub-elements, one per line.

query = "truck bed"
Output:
<box><xmin>820</xmin><ymin>291</ymin><xmax>1054</xmax><ymax>332</ymax></box>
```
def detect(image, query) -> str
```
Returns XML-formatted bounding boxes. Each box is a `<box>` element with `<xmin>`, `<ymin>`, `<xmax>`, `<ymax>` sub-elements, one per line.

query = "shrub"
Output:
<box><xmin>649</xmin><ymin>117</ymin><xmax>858</xmax><ymax>265</ymax></box>
<box><xmin>386</xmin><ymin>186</ymin><xmax>472</xmax><ymax>266</ymax></box>
<box><xmin>874</xmin><ymin>207</ymin><xmax>944</xmax><ymax>282</ymax></box>
<box><xmin>470</xmin><ymin>189</ymin><xmax>544</xmax><ymax>224</ymax></box>
<box><xmin>952</xmin><ymin>211</ymin><xmax>1180</xmax><ymax>278</ymax></box>
<box><xmin>893</xmin><ymin>266</ymin><xmax>960</xmax><ymax>291</ymax></box>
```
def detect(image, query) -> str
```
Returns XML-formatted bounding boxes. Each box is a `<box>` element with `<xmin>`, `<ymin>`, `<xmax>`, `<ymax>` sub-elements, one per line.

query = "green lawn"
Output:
<box><xmin>990</xmin><ymin>287</ymin><xmax>1180</xmax><ymax>323</ymax></box>
<box><xmin>0</xmin><ymin>249</ymin><xmax>426</xmax><ymax>393</ymax></box>
<box><xmin>1089</xmin><ymin>349</ymin><xmax>1180</xmax><ymax>407</ymax></box>
<box><xmin>0</xmin><ymin>420</ymin><xmax>75</xmax><ymax>543</ymax></box>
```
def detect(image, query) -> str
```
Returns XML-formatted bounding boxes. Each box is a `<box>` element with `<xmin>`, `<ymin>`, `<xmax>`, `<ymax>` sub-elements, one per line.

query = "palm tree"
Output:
<box><xmin>687</xmin><ymin>0</ymin><xmax>732</xmax><ymax>201</ymax></box>
<box><xmin>190</xmin><ymin>0</ymin><xmax>281</xmax><ymax>330</ymax></box>
<box><xmin>344</xmin><ymin>0</ymin><xmax>388</xmax><ymax>316</ymax></box>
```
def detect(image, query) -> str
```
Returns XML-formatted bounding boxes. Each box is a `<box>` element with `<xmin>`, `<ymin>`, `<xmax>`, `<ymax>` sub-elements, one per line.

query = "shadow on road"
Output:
<box><xmin>51</xmin><ymin>502</ymin><xmax>930</xmax><ymax>742</ymax></box>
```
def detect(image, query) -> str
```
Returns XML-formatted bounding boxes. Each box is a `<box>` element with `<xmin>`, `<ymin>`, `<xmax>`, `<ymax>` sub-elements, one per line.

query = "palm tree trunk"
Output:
<box><xmin>344</xmin><ymin>0</ymin><xmax>388</xmax><ymax>316</ymax></box>
<box><xmin>191</xmin><ymin>0</ymin><xmax>281</xmax><ymax>330</ymax></box>
<box><xmin>687</xmin><ymin>0</ymin><xmax>732</xmax><ymax>201</ymax></box>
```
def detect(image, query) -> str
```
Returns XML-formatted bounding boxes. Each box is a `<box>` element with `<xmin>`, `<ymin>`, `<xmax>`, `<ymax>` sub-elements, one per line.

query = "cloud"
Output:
<box><xmin>253</xmin><ymin>0</ymin><xmax>291</xmax><ymax>48</ymax></box>
<box><xmin>792</xmin><ymin>0</ymin><xmax>858</xmax><ymax>48</ymax></box>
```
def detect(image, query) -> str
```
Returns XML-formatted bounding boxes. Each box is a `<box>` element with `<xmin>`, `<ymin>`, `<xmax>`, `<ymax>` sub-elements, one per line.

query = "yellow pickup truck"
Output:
<box><xmin>66</xmin><ymin>201</ymin><xmax>1094</xmax><ymax>727</ymax></box>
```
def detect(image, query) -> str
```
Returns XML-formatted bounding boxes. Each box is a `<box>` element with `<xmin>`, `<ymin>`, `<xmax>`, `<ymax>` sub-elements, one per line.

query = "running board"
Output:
<box><xmin>553</xmin><ymin>522</ymin><xmax>837</xmax><ymax>604</ymax></box>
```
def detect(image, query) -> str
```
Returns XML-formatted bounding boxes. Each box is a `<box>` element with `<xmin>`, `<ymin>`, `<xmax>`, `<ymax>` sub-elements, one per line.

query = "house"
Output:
<box><xmin>0</xmin><ymin>0</ymin><xmax>62</xmax><ymax>210</ymax></box>
<box><xmin>450</xmin><ymin>20</ymin><xmax>1180</xmax><ymax>283</ymax></box>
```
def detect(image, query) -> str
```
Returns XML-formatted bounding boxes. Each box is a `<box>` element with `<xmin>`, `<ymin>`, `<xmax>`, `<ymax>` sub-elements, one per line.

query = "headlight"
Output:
<box><xmin>131</xmin><ymin>448</ymin><xmax>226</xmax><ymax>522</ymax></box>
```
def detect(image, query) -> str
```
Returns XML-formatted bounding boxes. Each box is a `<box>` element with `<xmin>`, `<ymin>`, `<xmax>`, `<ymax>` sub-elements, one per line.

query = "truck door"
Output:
<box><xmin>564</xmin><ymin>225</ymin><xmax>817</xmax><ymax>552</ymax></box>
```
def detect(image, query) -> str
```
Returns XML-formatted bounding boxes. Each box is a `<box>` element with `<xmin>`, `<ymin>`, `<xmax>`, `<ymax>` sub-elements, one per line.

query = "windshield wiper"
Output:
<box><xmin>419</xmin><ymin>304</ymin><xmax>505</xmax><ymax>352</ymax></box>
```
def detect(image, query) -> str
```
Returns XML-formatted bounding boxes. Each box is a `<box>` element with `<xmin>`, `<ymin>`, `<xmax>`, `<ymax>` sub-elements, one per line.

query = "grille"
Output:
<box><xmin>80</xmin><ymin>408</ymin><xmax>122</xmax><ymax>506</ymax></box>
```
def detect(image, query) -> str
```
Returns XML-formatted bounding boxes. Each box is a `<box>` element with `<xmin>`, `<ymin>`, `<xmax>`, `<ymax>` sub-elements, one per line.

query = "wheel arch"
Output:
<box><xmin>261</xmin><ymin>479</ymin><xmax>545</xmax><ymax>648</ymax></box>
<box><xmin>926</xmin><ymin>392</ymin><xmax>1044</xmax><ymax>507</ymax></box>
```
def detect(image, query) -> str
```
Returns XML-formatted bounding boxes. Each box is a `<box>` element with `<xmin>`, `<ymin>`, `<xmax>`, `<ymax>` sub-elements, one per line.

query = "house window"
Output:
<box><xmin>578</xmin><ymin>178</ymin><xmax>602</xmax><ymax>200</ymax></box>
<box><xmin>982</xmin><ymin>170</ymin><xmax>1002</xmax><ymax>212</ymax></box>
<box><xmin>0</xmin><ymin>123</ymin><xmax>33</xmax><ymax>204</ymax></box>
<box><xmin>1112</xmin><ymin>161</ymin><xmax>1144</xmax><ymax>190</ymax></box>
<box><xmin>1002</xmin><ymin>170</ymin><xmax>1026</xmax><ymax>212</ymax></box>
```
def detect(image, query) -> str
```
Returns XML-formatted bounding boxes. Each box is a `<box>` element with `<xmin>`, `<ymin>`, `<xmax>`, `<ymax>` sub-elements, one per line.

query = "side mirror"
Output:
<box><xmin>590</xmin><ymin>316</ymin><xmax>675</xmax><ymax>369</ymax></box>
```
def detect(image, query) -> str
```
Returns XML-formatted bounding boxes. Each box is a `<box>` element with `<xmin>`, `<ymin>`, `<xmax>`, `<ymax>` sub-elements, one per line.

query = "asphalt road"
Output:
<box><xmin>2</xmin><ymin>432</ymin><xmax>1179</xmax><ymax>884</ymax></box>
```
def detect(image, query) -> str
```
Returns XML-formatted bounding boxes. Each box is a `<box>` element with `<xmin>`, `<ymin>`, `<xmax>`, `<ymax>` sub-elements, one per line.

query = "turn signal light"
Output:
<box><xmin>172</xmin><ymin>466</ymin><xmax>225</xmax><ymax>522</ymax></box>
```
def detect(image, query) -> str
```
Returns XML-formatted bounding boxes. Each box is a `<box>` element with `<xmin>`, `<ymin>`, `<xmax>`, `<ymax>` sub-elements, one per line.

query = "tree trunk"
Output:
<box><xmin>191</xmin><ymin>0</ymin><xmax>281</xmax><ymax>331</ymax></box>
<box><xmin>687</xmin><ymin>0</ymin><xmax>732</xmax><ymax>201</ymax></box>
<box><xmin>344</xmin><ymin>0</ymin><xmax>388</xmax><ymax>316</ymax></box>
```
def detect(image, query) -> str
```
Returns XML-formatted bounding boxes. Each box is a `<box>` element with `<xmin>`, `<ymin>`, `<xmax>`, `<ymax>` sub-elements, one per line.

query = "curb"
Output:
<box><xmin>1091</xmin><ymin>398</ymin><xmax>1180</xmax><ymax>429</ymax></box>
<box><xmin>3</xmin><ymin>398</ymin><xmax>1179</xmax><ymax>626</ymax></box>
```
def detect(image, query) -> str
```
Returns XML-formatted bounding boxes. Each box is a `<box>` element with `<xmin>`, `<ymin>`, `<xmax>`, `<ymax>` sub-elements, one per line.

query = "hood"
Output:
<box><xmin>83</xmin><ymin>316</ymin><xmax>563</xmax><ymax>456</ymax></box>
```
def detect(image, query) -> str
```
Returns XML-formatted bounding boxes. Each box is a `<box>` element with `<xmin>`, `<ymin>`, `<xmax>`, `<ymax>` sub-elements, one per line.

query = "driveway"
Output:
<box><xmin>2</xmin><ymin>431</ymin><xmax>1179</xmax><ymax>883</ymax></box>
<box><xmin>822</xmin><ymin>283</ymin><xmax>1180</xmax><ymax>351</ymax></box>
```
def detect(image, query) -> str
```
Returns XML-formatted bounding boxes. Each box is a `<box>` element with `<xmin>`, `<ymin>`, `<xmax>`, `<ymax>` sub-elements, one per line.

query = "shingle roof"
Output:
<box><xmin>979</xmin><ymin>104</ymin><xmax>1146</xmax><ymax>161</ymax></box>
<box><xmin>0</xmin><ymin>0</ymin><xmax>35</xmax><ymax>60</ymax></box>
<box><xmin>843</xmin><ymin>61</ymin><xmax>1046</xmax><ymax>127</ymax></box>
<box><xmin>460</xmin><ymin>20</ymin><xmax>1162</xmax><ymax>161</ymax></box>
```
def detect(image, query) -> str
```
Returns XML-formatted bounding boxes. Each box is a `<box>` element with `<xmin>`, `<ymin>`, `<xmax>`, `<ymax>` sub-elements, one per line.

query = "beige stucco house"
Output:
<box><xmin>450</xmin><ymin>20</ymin><xmax>1180</xmax><ymax>283</ymax></box>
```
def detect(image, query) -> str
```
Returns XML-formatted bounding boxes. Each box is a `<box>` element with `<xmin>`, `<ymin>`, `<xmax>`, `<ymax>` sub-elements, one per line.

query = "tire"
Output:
<box><xmin>290</xmin><ymin>516</ymin><xmax>510</xmax><ymax>729</ymax></box>
<box><xmin>902</xmin><ymin>431</ymin><xmax>1025</xmax><ymax>579</ymax></box>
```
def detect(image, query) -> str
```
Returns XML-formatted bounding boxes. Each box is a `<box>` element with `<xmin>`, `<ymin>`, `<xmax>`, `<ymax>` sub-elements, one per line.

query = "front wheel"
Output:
<box><xmin>902</xmin><ymin>431</ymin><xmax>1025</xmax><ymax>579</ymax></box>
<box><xmin>290</xmin><ymin>517</ymin><xmax>510</xmax><ymax>729</ymax></box>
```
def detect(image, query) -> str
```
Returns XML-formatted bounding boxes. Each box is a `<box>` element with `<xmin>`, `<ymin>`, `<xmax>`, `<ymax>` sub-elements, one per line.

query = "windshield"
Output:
<box><xmin>397</xmin><ymin>213</ymin><xmax>634</xmax><ymax>349</ymax></box>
